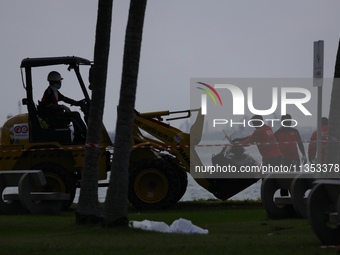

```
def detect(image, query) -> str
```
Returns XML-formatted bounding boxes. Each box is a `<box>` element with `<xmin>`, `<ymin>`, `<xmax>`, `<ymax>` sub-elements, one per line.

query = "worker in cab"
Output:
<box><xmin>274</xmin><ymin>114</ymin><xmax>307</xmax><ymax>167</ymax></box>
<box><xmin>41</xmin><ymin>71</ymin><xmax>87</xmax><ymax>143</ymax></box>
<box><xmin>233</xmin><ymin>115</ymin><xmax>283</xmax><ymax>167</ymax></box>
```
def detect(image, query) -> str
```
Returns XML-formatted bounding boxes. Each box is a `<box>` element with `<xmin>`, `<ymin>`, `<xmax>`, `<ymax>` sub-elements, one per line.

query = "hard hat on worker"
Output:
<box><xmin>47</xmin><ymin>71</ymin><xmax>63</xmax><ymax>82</ymax></box>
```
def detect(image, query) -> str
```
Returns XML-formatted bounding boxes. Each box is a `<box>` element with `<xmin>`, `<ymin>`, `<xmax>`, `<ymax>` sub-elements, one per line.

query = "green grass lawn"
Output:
<box><xmin>0</xmin><ymin>201</ymin><xmax>336</xmax><ymax>255</ymax></box>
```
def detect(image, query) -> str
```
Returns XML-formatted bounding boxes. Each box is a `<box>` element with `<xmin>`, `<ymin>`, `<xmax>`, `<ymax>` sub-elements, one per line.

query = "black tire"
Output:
<box><xmin>161</xmin><ymin>154</ymin><xmax>188</xmax><ymax>202</ymax></box>
<box><xmin>30</xmin><ymin>162</ymin><xmax>76</xmax><ymax>211</ymax></box>
<box><xmin>128</xmin><ymin>157</ymin><xmax>180</xmax><ymax>210</ymax></box>
<box><xmin>175</xmin><ymin>168</ymin><xmax>188</xmax><ymax>202</ymax></box>
<box><xmin>307</xmin><ymin>183</ymin><xmax>340</xmax><ymax>245</ymax></box>
<box><xmin>261</xmin><ymin>177</ymin><xmax>298</xmax><ymax>219</ymax></box>
<box><xmin>290</xmin><ymin>174</ymin><xmax>313</xmax><ymax>219</ymax></box>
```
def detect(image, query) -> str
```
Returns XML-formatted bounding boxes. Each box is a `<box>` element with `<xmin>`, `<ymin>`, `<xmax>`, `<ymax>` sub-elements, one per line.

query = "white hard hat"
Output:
<box><xmin>47</xmin><ymin>71</ymin><xmax>63</xmax><ymax>82</ymax></box>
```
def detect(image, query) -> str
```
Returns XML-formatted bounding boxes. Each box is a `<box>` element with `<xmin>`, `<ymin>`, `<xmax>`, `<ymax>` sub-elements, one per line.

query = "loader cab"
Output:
<box><xmin>20</xmin><ymin>56</ymin><xmax>92</xmax><ymax>145</ymax></box>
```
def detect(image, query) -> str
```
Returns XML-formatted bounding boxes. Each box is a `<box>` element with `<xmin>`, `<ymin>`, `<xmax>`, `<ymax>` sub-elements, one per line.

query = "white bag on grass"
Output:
<box><xmin>129</xmin><ymin>218</ymin><xmax>208</xmax><ymax>234</ymax></box>
<box><xmin>169</xmin><ymin>218</ymin><xmax>208</xmax><ymax>234</ymax></box>
<box><xmin>129</xmin><ymin>219</ymin><xmax>170</xmax><ymax>233</ymax></box>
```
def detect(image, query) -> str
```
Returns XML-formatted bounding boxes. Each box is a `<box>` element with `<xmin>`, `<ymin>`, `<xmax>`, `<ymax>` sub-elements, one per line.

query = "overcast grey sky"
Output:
<box><xmin>1</xmin><ymin>0</ymin><xmax>340</xmax><ymax>132</ymax></box>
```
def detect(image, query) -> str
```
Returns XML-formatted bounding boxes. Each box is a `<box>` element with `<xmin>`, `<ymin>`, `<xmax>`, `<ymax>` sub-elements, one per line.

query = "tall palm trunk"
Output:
<box><xmin>76</xmin><ymin>0</ymin><xmax>113</xmax><ymax>223</ymax></box>
<box><xmin>103</xmin><ymin>0</ymin><xmax>147</xmax><ymax>226</ymax></box>
<box><xmin>325</xmin><ymin>39</ymin><xmax>340</xmax><ymax>178</ymax></box>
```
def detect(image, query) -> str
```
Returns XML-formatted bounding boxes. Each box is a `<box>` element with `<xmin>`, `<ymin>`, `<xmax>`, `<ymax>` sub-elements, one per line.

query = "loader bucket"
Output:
<box><xmin>190</xmin><ymin>108</ymin><xmax>204</xmax><ymax>145</ymax></box>
<box><xmin>206</xmin><ymin>145</ymin><xmax>260</xmax><ymax>200</ymax></box>
<box><xmin>207</xmin><ymin>178</ymin><xmax>259</xmax><ymax>200</ymax></box>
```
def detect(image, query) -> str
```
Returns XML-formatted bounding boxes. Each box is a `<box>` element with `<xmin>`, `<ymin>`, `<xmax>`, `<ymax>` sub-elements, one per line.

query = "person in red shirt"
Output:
<box><xmin>274</xmin><ymin>114</ymin><xmax>307</xmax><ymax>167</ymax></box>
<box><xmin>41</xmin><ymin>71</ymin><xmax>87</xmax><ymax>143</ymax></box>
<box><xmin>308</xmin><ymin>117</ymin><xmax>328</xmax><ymax>164</ymax></box>
<box><xmin>233</xmin><ymin>115</ymin><xmax>283</xmax><ymax>167</ymax></box>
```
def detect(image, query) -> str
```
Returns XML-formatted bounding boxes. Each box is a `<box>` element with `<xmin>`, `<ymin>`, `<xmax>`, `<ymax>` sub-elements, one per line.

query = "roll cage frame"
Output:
<box><xmin>20</xmin><ymin>56</ymin><xmax>93</xmax><ymax>142</ymax></box>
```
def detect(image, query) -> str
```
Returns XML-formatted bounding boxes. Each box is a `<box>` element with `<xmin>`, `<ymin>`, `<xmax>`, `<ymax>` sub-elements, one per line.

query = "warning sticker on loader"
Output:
<box><xmin>174</xmin><ymin>134</ymin><xmax>183</xmax><ymax>143</ymax></box>
<box><xmin>13</xmin><ymin>123</ymin><xmax>29</xmax><ymax>140</ymax></box>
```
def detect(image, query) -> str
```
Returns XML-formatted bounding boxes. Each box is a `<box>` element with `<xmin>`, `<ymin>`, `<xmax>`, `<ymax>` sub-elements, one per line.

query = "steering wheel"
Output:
<box><xmin>77</xmin><ymin>99</ymin><xmax>89</xmax><ymax>115</ymax></box>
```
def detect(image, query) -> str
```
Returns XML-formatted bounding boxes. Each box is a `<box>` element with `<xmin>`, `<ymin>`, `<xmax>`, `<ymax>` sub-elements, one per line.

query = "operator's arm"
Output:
<box><xmin>61</xmin><ymin>94</ymin><xmax>78</xmax><ymax>106</ymax></box>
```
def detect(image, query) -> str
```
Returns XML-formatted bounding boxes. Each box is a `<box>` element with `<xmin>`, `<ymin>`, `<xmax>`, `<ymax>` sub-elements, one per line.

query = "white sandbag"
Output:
<box><xmin>129</xmin><ymin>218</ymin><xmax>208</xmax><ymax>234</ymax></box>
<box><xmin>129</xmin><ymin>219</ymin><xmax>170</xmax><ymax>233</ymax></box>
<box><xmin>169</xmin><ymin>218</ymin><xmax>208</xmax><ymax>234</ymax></box>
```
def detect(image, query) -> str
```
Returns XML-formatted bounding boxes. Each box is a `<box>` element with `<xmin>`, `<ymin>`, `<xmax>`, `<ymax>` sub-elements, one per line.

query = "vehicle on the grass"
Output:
<box><xmin>0</xmin><ymin>56</ymin><xmax>258</xmax><ymax>211</ymax></box>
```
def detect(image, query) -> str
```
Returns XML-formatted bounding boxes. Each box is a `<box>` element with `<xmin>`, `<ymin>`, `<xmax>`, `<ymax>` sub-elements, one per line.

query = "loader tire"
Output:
<box><xmin>175</xmin><ymin>168</ymin><xmax>188</xmax><ymax>202</ymax></box>
<box><xmin>128</xmin><ymin>157</ymin><xmax>180</xmax><ymax>210</ymax></box>
<box><xmin>31</xmin><ymin>162</ymin><xmax>76</xmax><ymax>211</ymax></box>
<box><xmin>161</xmin><ymin>154</ymin><xmax>188</xmax><ymax>202</ymax></box>
<box><xmin>307</xmin><ymin>183</ymin><xmax>340</xmax><ymax>245</ymax></box>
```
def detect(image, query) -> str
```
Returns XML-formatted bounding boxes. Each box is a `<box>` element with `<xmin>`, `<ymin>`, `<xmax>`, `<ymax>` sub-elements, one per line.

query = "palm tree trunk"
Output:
<box><xmin>325</xmin><ymin>39</ymin><xmax>340</xmax><ymax>178</ymax></box>
<box><xmin>103</xmin><ymin>0</ymin><xmax>147</xmax><ymax>226</ymax></box>
<box><xmin>76</xmin><ymin>0</ymin><xmax>113</xmax><ymax>223</ymax></box>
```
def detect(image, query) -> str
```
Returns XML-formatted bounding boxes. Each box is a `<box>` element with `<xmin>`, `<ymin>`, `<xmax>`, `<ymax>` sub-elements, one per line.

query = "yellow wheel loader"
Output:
<box><xmin>0</xmin><ymin>56</ymin><xmax>258</xmax><ymax>211</ymax></box>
